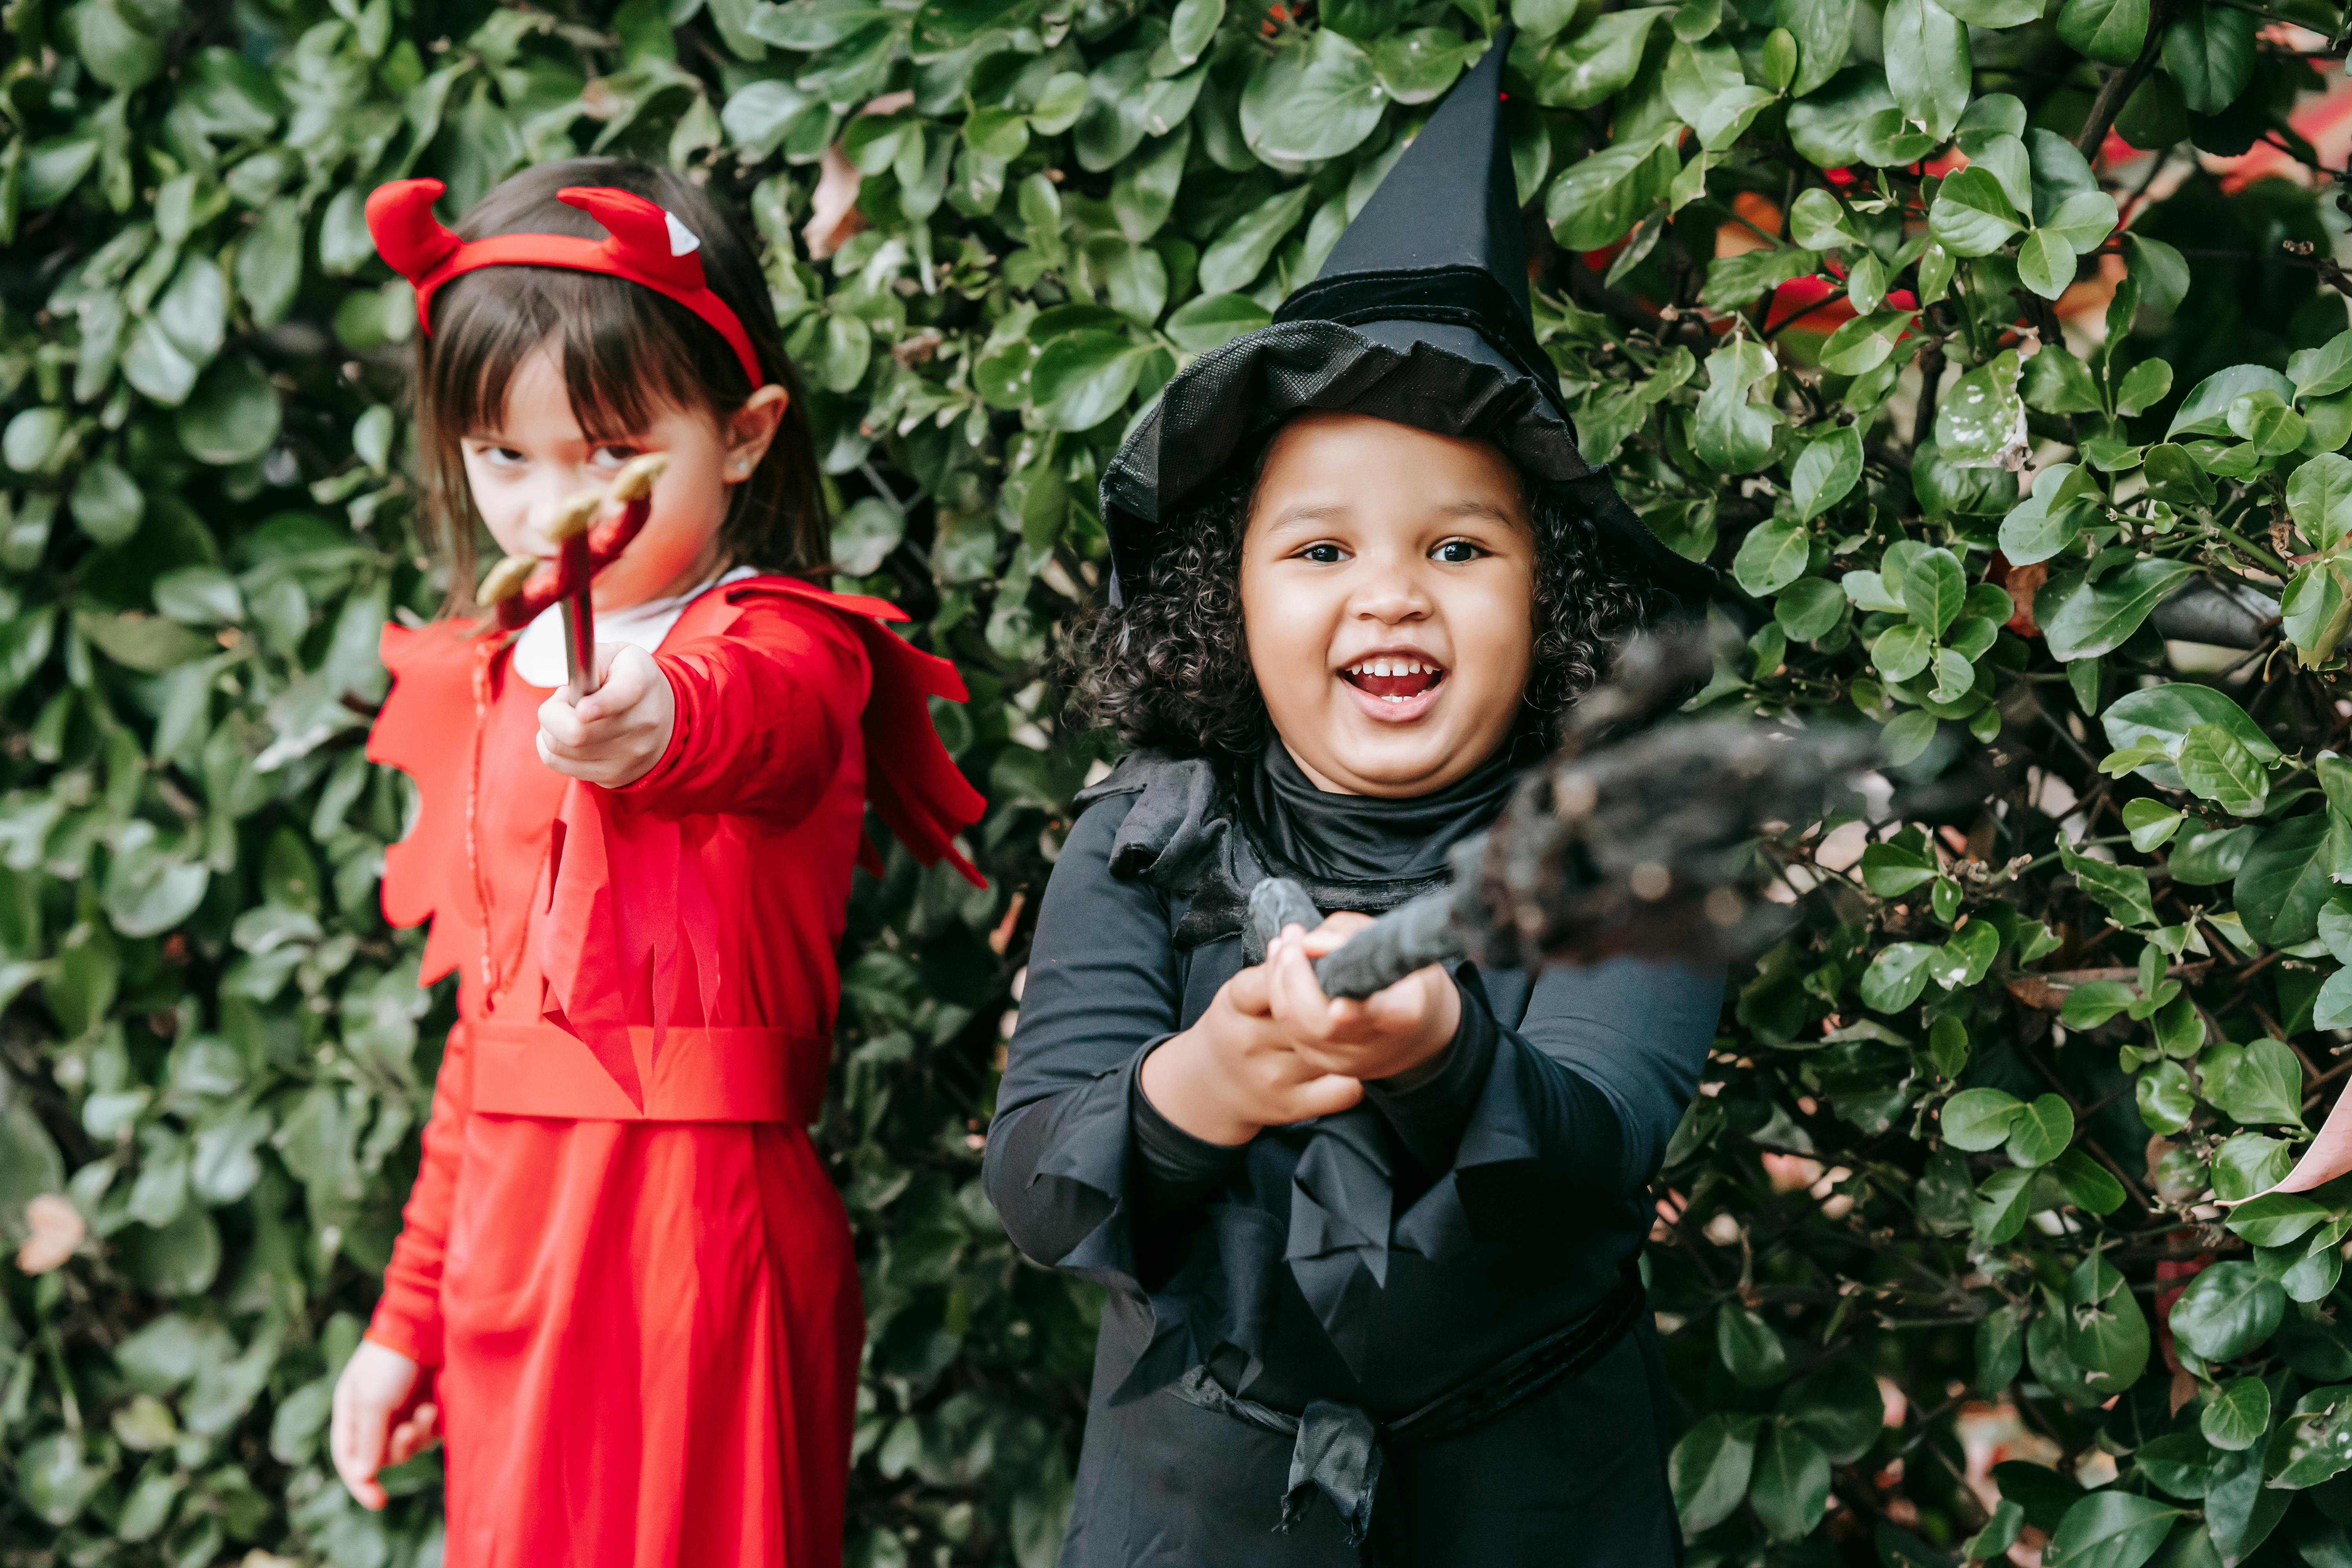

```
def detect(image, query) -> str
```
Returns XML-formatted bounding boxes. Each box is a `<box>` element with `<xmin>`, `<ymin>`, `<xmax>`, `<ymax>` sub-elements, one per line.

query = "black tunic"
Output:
<box><xmin>984</xmin><ymin>746</ymin><xmax>1725</xmax><ymax>1566</ymax></box>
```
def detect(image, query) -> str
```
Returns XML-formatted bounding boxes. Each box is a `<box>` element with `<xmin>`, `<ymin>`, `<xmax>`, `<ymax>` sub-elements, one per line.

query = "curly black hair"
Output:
<box><xmin>1068</xmin><ymin>454</ymin><xmax>1682</xmax><ymax>761</ymax></box>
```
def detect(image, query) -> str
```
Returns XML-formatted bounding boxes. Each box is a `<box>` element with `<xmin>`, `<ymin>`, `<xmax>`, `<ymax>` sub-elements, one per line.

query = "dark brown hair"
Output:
<box><xmin>1067</xmin><ymin>451</ymin><xmax>1678</xmax><ymax>759</ymax></box>
<box><xmin>412</xmin><ymin>158</ymin><xmax>827</xmax><ymax>607</ymax></box>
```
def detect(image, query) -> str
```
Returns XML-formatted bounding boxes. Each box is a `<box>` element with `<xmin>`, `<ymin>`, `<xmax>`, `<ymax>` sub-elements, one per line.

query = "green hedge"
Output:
<box><xmin>8</xmin><ymin>0</ymin><xmax>2352</xmax><ymax>1561</ymax></box>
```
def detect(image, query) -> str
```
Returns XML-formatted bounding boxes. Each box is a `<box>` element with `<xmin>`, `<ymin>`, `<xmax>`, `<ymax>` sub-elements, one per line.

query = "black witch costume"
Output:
<box><xmin>984</xmin><ymin>31</ymin><xmax>1725</xmax><ymax>1566</ymax></box>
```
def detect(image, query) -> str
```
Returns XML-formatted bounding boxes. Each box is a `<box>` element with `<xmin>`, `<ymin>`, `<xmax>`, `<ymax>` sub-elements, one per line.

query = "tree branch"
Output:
<box><xmin>2075</xmin><ymin>0</ymin><xmax>2176</xmax><ymax>160</ymax></box>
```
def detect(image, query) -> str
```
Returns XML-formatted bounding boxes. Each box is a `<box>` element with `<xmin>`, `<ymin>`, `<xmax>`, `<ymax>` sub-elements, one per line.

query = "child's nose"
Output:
<box><xmin>1351</xmin><ymin>560</ymin><xmax>1433</xmax><ymax>622</ymax></box>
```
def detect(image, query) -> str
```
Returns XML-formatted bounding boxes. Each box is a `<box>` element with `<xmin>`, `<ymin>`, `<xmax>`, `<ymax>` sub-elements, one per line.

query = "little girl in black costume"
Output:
<box><xmin>986</xmin><ymin>33</ymin><xmax>1729</xmax><ymax>1568</ymax></box>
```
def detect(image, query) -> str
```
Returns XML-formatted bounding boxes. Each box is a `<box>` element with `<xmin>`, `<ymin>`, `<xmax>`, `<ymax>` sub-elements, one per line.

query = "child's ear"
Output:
<box><xmin>722</xmin><ymin>385</ymin><xmax>791</xmax><ymax>484</ymax></box>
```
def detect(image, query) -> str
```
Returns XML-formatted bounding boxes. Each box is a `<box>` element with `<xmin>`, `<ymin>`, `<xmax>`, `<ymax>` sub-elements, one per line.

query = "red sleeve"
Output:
<box><xmin>617</xmin><ymin>598</ymin><xmax>871</xmax><ymax>821</ymax></box>
<box><xmin>365</xmin><ymin>1022</ymin><xmax>472</xmax><ymax>1367</ymax></box>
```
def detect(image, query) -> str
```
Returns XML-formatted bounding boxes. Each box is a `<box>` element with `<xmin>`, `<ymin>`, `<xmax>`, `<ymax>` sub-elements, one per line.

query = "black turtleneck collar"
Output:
<box><xmin>1240</xmin><ymin>738</ymin><xmax>1519</xmax><ymax>888</ymax></box>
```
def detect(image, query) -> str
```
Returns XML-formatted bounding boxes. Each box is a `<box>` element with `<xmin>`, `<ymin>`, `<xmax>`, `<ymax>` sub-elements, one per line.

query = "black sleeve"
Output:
<box><xmin>1359</xmin><ymin>965</ymin><xmax>1500</xmax><ymax>1176</ymax></box>
<box><xmin>983</xmin><ymin>796</ymin><xmax>1191</xmax><ymax>1278</ymax></box>
<box><xmin>1390</xmin><ymin>956</ymin><xmax>1726</xmax><ymax>1257</ymax></box>
<box><xmin>1131</xmin><ymin>1056</ymin><xmax>1250</xmax><ymax>1214</ymax></box>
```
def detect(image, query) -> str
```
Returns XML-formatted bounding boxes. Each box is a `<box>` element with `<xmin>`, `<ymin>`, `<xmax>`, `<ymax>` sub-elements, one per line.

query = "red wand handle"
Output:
<box><xmin>477</xmin><ymin>453</ymin><xmax>671</xmax><ymax>695</ymax></box>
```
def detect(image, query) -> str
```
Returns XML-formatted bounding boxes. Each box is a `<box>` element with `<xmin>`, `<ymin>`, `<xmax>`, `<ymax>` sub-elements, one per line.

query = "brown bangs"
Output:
<box><xmin>408</xmin><ymin>158</ymin><xmax>828</xmax><ymax>610</ymax></box>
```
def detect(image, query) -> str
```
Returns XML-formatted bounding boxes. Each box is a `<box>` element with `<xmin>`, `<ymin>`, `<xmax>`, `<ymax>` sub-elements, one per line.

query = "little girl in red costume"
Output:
<box><xmin>324</xmin><ymin>158</ymin><xmax>984</xmax><ymax>1565</ymax></box>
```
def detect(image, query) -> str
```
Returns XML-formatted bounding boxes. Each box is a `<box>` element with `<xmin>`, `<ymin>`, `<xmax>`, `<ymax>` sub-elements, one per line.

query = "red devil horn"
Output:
<box><xmin>367</xmin><ymin>179</ymin><xmax>462</xmax><ymax>281</ymax></box>
<box><xmin>558</xmin><ymin>187</ymin><xmax>706</xmax><ymax>291</ymax></box>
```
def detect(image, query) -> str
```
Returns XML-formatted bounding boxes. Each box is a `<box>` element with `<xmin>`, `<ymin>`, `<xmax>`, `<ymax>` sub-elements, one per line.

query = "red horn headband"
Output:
<box><xmin>365</xmin><ymin>178</ymin><xmax>768</xmax><ymax>390</ymax></box>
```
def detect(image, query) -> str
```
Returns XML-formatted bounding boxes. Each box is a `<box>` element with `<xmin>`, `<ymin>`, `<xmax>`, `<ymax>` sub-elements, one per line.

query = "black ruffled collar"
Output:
<box><xmin>1077</xmin><ymin>741</ymin><xmax>1519</xmax><ymax>954</ymax></box>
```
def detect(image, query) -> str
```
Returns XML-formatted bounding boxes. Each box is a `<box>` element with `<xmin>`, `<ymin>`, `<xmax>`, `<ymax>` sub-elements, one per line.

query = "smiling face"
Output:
<box><xmin>1238</xmin><ymin>411</ymin><xmax>1539</xmax><ymax>797</ymax></box>
<box><xmin>460</xmin><ymin>341</ymin><xmax>786</xmax><ymax>612</ymax></box>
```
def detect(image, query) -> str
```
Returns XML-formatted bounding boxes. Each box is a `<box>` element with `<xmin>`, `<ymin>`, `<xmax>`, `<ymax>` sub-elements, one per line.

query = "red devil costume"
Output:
<box><xmin>359</xmin><ymin>178</ymin><xmax>986</xmax><ymax>1566</ymax></box>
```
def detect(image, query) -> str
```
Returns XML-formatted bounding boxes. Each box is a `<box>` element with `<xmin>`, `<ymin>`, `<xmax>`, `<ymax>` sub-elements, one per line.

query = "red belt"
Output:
<box><xmin>466</xmin><ymin>1020</ymin><xmax>827</xmax><ymax>1123</ymax></box>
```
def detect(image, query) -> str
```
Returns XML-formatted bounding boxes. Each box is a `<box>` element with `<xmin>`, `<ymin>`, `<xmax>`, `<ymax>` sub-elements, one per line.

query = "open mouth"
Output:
<box><xmin>1339</xmin><ymin>655</ymin><xmax>1447</xmax><ymax>704</ymax></box>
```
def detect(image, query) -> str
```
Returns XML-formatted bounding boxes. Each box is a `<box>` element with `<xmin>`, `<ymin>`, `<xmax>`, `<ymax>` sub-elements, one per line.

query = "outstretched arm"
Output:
<box><xmin>536</xmin><ymin>598</ymin><xmax>871</xmax><ymax>819</ymax></box>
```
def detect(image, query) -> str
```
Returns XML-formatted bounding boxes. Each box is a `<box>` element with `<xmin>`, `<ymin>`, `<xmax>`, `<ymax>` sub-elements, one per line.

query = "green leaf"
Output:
<box><xmin>1929</xmin><ymin>167</ymin><xmax>2025</xmax><ymax>258</ymax></box>
<box><xmin>2202</xmin><ymin>1037</ymin><xmax>2307</xmax><ymax>1129</ymax></box>
<box><xmin>1937</xmin><ymin>349</ymin><xmax>2027</xmax><ymax>468</ymax></box>
<box><xmin>1241</xmin><ymin>31</ymin><xmax>1386</xmax><ymax>163</ymax></box>
<box><xmin>1748</xmin><ymin>1423</ymin><xmax>1833</xmax><ymax>1541</ymax></box>
<box><xmin>2063</xmin><ymin>978</ymin><xmax>2137</xmax><ymax>1027</ymax></box>
<box><xmin>2145</xmin><ymin>1062</ymin><xmax>2192</xmax><ymax>1133</ymax></box>
<box><xmin>1197</xmin><ymin>187</ymin><xmax>1312</xmax><ymax>294</ymax></box>
<box><xmin>1775</xmin><ymin>576</ymin><xmax>1848</xmax><ymax>641</ymax></box>
<box><xmin>1539</xmin><ymin>8</ymin><xmax>1674</xmax><ymax>107</ymax></box>
<box><xmin>2177</xmin><ymin>728</ymin><xmax>2272</xmax><ymax>820</ymax></box>
<box><xmin>1786</xmin><ymin>67</ymin><xmax>1895</xmax><ymax>167</ymax></box>
<box><xmin>1872</xmin><ymin>622</ymin><xmax>1933</xmax><ymax>682</ymax></box>
<box><xmin>1163</xmin><ymin>292</ymin><xmax>1271</xmax><ymax>352</ymax></box>
<box><xmin>2137</xmin><ymin>1432</ymin><xmax>2220</xmax><ymax>1499</ymax></box>
<box><xmin>2200</xmin><ymin>1377</ymin><xmax>2272</xmax><ymax>1452</ymax></box>
<box><xmin>1792</xmin><ymin>426</ymin><xmax>1863</xmax><ymax>520</ymax></box>
<box><xmin>2169</xmin><ymin>1261</ymin><xmax>2286</xmax><ymax>1361</ymax></box>
<box><xmin>1779</xmin><ymin>0</ymin><xmax>1858</xmax><ymax>96</ymax></box>
<box><xmin>2042</xmin><ymin>558</ymin><xmax>2197</xmax><ymax>662</ymax></box>
<box><xmin>1788</xmin><ymin>188</ymin><xmax>1860</xmax><ymax>250</ymax></box>
<box><xmin>2045</xmin><ymin>1492</ymin><xmax>2178</xmax><ymax>1568</ymax></box>
<box><xmin>2292</xmin><ymin>332</ymin><xmax>2352</xmax><ymax>401</ymax></box>
<box><xmin>174</xmin><ymin>354</ymin><xmax>281</xmax><ymax>467</ymax></box>
<box><xmin>2056</xmin><ymin>0</ymin><xmax>2150</xmax><ymax>64</ymax></box>
<box><xmin>1548</xmin><ymin>136</ymin><xmax>1681</xmax><ymax>252</ymax></box>
<box><xmin>2005</xmin><ymin>1093</ymin><xmax>2075</xmax><ymax>1167</ymax></box>
<box><xmin>1693</xmin><ymin>338</ymin><xmax>1782</xmax><ymax>474</ymax></box>
<box><xmin>2059</xmin><ymin>839</ymin><xmax>2158</xmax><ymax>928</ymax></box>
<box><xmin>2282</xmin><ymin>561</ymin><xmax>2352</xmax><ymax>666</ymax></box>
<box><xmin>2018</xmin><ymin>229</ymin><xmax>2078</xmax><ymax>302</ymax></box>
<box><xmin>1368</xmin><ymin>28</ymin><xmax>1483</xmax><ymax>103</ymax></box>
<box><xmin>1942</xmin><ymin>1087</ymin><xmax>2026</xmax><ymax>1150</ymax></box>
<box><xmin>1900</xmin><ymin>546</ymin><xmax>1966</xmax><ymax>635</ymax></box>
<box><xmin>1862</xmin><ymin>942</ymin><xmax>1939</xmax><ymax>1011</ymax></box>
<box><xmin>1029</xmin><ymin>332</ymin><xmax>1149</xmax><ymax>432</ymax></box>
<box><xmin>2063</xmin><ymin>1252</ymin><xmax>2150</xmax><ymax>1390</ymax></box>
<box><xmin>2116</xmin><ymin>358</ymin><xmax>2174</xmax><ymax>417</ymax></box>
<box><xmin>1817</xmin><ymin>309</ymin><xmax>1915</xmax><ymax>376</ymax></box>
<box><xmin>2162</xmin><ymin>3</ymin><xmax>2256</xmax><ymax>116</ymax></box>
<box><xmin>2267</xmin><ymin>1383</ymin><xmax>2352</xmax><ymax>1488</ymax></box>
<box><xmin>1719</xmin><ymin>1304</ymin><xmax>1791</xmax><ymax>1387</ymax></box>
<box><xmin>1734</xmin><ymin>519</ymin><xmax>1812</xmax><ymax>597</ymax></box>
<box><xmin>2236</xmin><ymin>813</ymin><xmax>2335</xmax><ymax>947</ymax></box>
<box><xmin>2290</xmin><ymin>453</ymin><xmax>2352</xmax><ymax>549</ymax></box>
<box><xmin>1776</xmin><ymin>1359</ymin><xmax>1885</xmax><ymax>1463</ymax></box>
<box><xmin>2023</xmin><ymin>347</ymin><xmax>2106</xmax><ymax>416</ymax></box>
<box><xmin>1882</xmin><ymin>0</ymin><xmax>1969</xmax><ymax>140</ymax></box>
<box><xmin>2170</xmin><ymin>364</ymin><xmax>2295</xmax><ymax>439</ymax></box>
<box><xmin>1669</xmin><ymin>1414</ymin><xmax>1757</xmax><ymax>1534</ymax></box>
<box><xmin>1973</xmin><ymin>1165</ymin><xmax>2038</xmax><ymax>1242</ymax></box>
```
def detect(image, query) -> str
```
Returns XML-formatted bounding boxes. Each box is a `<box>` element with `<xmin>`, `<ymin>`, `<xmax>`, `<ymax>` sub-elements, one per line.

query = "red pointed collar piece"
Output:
<box><xmin>365</xmin><ymin>178</ymin><xmax>767</xmax><ymax>390</ymax></box>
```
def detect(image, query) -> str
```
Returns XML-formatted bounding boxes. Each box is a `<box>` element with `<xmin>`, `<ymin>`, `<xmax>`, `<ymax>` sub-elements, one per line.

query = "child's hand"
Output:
<box><xmin>1264</xmin><ymin>913</ymin><xmax>1462</xmax><ymax>1084</ymax></box>
<box><xmin>330</xmin><ymin>1340</ymin><xmax>441</xmax><ymax>1511</ymax></box>
<box><xmin>1140</xmin><ymin>949</ymin><xmax>1366</xmax><ymax>1145</ymax></box>
<box><xmin>537</xmin><ymin>644</ymin><xmax>675</xmax><ymax>788</ymax></box>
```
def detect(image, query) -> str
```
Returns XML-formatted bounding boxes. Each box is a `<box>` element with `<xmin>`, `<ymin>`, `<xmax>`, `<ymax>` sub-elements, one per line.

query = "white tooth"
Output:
<box><xmin>1406</xmin><ymin>660</ymin><xmax>1423</xmax><ymax>676</ymax></box>
<box><xmin>1379</xmin><ymin>657</ymin><xmax>1399</xmax><ymax>677</ymax></box>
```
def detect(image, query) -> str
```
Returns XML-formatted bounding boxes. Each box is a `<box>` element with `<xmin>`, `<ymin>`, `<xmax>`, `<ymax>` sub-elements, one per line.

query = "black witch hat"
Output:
<box><xmin>1098</xmin><ymin>27</ymin><xmax>1718</xmax><ymax>606</ymax></box>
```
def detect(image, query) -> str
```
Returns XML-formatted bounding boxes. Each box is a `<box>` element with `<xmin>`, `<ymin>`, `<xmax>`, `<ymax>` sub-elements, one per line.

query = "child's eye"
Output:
<box><xmin>590</xmin><ymin>444</ymin><xmax>641</xmax><ymax>466</ymax></box>
<box><xmin>1297</xmin><ymin>543</ymin><xmax>1348</xmax><ymax>563</ymax></box>
<box><xmin>470</xmin><ymin>445</ymin><xmax>526</xmax><ymax>468</ymax></box>
<box><xmin>1432</xmin><ymin>539</ymin><xmax>1488</xmax><ymax>563</ymax></box>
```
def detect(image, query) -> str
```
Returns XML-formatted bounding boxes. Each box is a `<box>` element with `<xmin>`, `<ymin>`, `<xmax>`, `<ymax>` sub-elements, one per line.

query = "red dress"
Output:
<box><xmin>363</xmin><ymin>576</ymin><xmax>982</xmax><ymax>1567</ymax></box>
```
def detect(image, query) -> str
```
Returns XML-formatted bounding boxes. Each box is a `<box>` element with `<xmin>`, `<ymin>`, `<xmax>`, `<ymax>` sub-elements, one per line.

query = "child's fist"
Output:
<box><xmin>1140</xmin><ymin>941</ymin><xmax>1368</xmax><ymax>1145</ymax></box>
<box><xmin>330</xmin><ymin>1340</ymin><xmax>440</xmax><ymax>1511</ymax></box>
<box><xmin>1264</xmin><ymin>914</ymin><xmax>1460</xmax><ymax>1084</ymax></box>
<box><xmin>537</xmin><ymin>644</ymin><xmax>675</xmax><ymax>788</ymax></box>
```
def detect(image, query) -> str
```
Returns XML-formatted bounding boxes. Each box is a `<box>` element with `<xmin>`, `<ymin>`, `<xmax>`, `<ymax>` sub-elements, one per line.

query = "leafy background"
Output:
<box><xmin>10</xmin><ymin>0</ymin><xmax>2352</xmax><ymax>1559</ymax></box>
